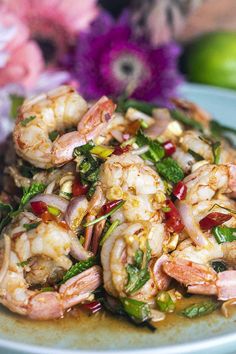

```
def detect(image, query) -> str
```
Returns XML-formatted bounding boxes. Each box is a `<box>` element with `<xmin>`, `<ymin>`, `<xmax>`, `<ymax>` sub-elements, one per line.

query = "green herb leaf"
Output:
<box><xmin>20</xmin><ymin>183</ymin><xmax>46</xmax><ymax>208</ymax></box>
<box><xmin>136</xmin><ymin>129</ymin><xmax>165</xmax><ymax>163</ymax></box>
<box><xmin>59</xmin><ymin>257</ymin><xmax>96</xmax><ymax>284</ymax></box>
<box><xmin>23</xmin><ymin>222</ymin><xmax>40</xmax><ymax>231</ymax></box>
<box><xmin>125</xmin><ymin>243</ymin><xmax>151</xmax><ymax>295</ymax></box>
<box><xmin>120</xmin><ymin>298</ymin><xmax>151</xmax><ymax>322</ymax></box>
<box><xmin>211</xmin><ymin>260</ymin><xmax>228</xmax><ymax>273</ymax></box>
<box><xmin>156</xmin><ymin>291</ymin><xmax>175</xmax><ymax>313</ymax></box>
<box><xmin>180</xmin><ymin>301</ymin><xmax>219</xmax><ymax>318</ymax></box>
<box><xmin>17</xmin><ymin>260</ymin><xmax>29</xmax><ymax>267</ymax></box>
<box><xmin>156</xmin><ymin>157</ymin><xmax>184</xmax><ymax>183</ymax></box>
<box><xmin>100</xmin><ymin>219</ymin><xmax>120</xmax><ymax>246</ymax></box>
<box><xmin>212</xmin><ymin>141</ymin><xmax>221</xmax><ymax>164</ymax></box>
<box><xmin>20</xmin><ymin>115</ymin><xmax>36</xmax><ymax>127</ymax></box>
<box><xmin>19</xmin><ymin>163</ymin><xmax>41</xmax><ymax>178</ymax></box>
<box><xmin>49</xmin><ymin>131</ymin><xmax>59</xmax><ymax>142</ymax></box>
<box><xmin>170</xmin><ymin>109</ymin><xmax>203</xmax><ymax>131</ymax></box>
<box><xmin>73</xmin><ymin>141</ymin><xmax>94</xmax><ymax>157</ymax></box>
<box><xmin>213</xmin><ymin>226</ymin><xmax>236</xmax><ymax>244</ymax></box>
<box><xmin>0</xmin><ymin>202</ymin><xmax>13</xmax><ymax>232</ymax></box>
<box><xmin>10</xmin><ymin>94</ymin><xmax>24</xmax><ymax>119</ymax></box>
<box><xmin>83</xmin><ymin>200</ymin><xmax>125</xmax><ymax>227</ymax></box>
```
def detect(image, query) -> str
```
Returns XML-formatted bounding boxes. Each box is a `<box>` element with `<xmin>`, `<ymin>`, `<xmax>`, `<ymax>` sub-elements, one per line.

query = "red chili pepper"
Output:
<box><xmin>113</xmin><ymin>145</ymin><xmax>131</xmax><ymax>156</ymax></box>
<box><xmin>199</xmin><ymin>212</ymin><xmax>232</xmax><ymax>231</ymax></box>
<box><xmin>31</xmin><ymin>201</ymin><xmax>47</xmax><ymax>215</ymax></box>
<box><xmin>72</xmin><ymin>178</ymin><xmax>88</xmax><ymax>196</ymax></box>
<box><xmin>173</xmin><ymin>181</ymin><xmax>187</xmax><ymax>200</ymax></box>
<box><xmin>164</xmin><ymin>199</ymin><xmax>184</xmax><ymax>233</ymax></box>
<box><xmin>82</xmin><ymin>301</ymin><xmax>102</xmax><ymax>314</ymax></box>
<box><xmin>101</xmin><ymin>199</ymin><xmax>123</xmax><ymax>215</ymax></box>
<box><xmin>162</xmin><ymin>140</ymin><xmax>176</xmax><ymax>156</ymax></box>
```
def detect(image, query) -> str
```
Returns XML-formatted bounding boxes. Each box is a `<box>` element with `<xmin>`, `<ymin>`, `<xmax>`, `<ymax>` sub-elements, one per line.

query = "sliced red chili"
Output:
<box><xmin>162</xmin><ymin>140</ymin><xmax>176</xmax><ymax>156</ymax></box>
<box><xmin>101</xmin><ymin>199</ymin><xmax>123</xmax><ymax>215</ymax></box>
<box><xmin>31</xmin><ymin>201</ymin><xmax>47</xmax><ymax>215</ymax></box>
<box><xmin>164</xmin><ymin>199</ymin><xmax>184</xmax><ymax>233</ymax></box>
<box><xmin>82</xmin><ymin>301</ymin><xmax>102</xmax><ymax>314</ymax></box>
<box><xmin>72</xmin><ymin>178</ymin><xmax>88</xmax><ymax>196</ymax></box>
<box><xmin>113</xmin><ymin>145</ymin><xmax>131</xmax><ymax>156</ymax></box>
<box><xmin>173</xmin><ymin>181</ymin><xmax>187</xmax><ymax>200</ymax></box>
<box><xmin>199</xmin><ymin>212</ymin><xmax>232</xmax><ymax>231</ymax></box>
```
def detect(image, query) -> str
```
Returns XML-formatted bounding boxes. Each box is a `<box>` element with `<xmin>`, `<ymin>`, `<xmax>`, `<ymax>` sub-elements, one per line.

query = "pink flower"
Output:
<box><xmin>3</xmin><ymin>0</ymin><xmax>99</xmax><ymax>64</ymax></box>
<box><xmin>0</xmin><ymin>6</ymin><xmax>43</xmax><ymax>88</ymax></box>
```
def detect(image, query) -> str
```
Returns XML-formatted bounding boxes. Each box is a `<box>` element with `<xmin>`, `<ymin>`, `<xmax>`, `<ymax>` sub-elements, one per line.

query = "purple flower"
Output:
<box><xmin>73</xmin><ymin>11</ymin><xmax>182</xmax><ymax>104</ymax></box>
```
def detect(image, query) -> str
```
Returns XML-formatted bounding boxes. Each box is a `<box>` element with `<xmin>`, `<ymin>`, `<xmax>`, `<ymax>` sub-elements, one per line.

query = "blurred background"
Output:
<box><xmin>0</xmin><ymin>0</ymin><xmax>236</xmax><ymax>142</ymax></box>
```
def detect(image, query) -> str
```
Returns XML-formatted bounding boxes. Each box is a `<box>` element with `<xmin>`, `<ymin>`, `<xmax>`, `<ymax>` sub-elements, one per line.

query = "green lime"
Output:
<box><xmin>182</xmin><ymin>32</ymin><xmax>236</xmax><ymax>89</ymax></box>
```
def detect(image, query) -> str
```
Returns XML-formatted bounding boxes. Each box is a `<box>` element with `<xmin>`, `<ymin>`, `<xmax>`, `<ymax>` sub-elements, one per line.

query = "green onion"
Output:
<box><xmin>188</xmin><ymin>149</ymin><xmax>204</xmax><ymax>161</ymax></box>
<box><xmin>20</xmin><ymin>115</ymin><xmax>36</xmax><ymax>127</ymax></box>
<box><xmin>83</xmin><ymin>200</ymin><xmax>125</xmax><ymax>227</ymax></box>
<box><xmin>213</xmin><ymin>226</ymin><xmax>236</xmax><ymax>244</ymax></box>
<box><xmin>140</xmin><ymin>120</ymin><xmax>149</xmax><ymax>129</ymax></box>
<box><xmin>180</xmin><ymin>301</ymin><xmax>219</xmax><ymax>318</ymax></box>
<box><xmin>23</xmin><ymin>222</ymin><xmax>40</xmax><ymax>231</ymax></box>
<box><xmin>47</xmin><ymin>205</ymin><xmax>60</xmax><ymax>216</ymax></box>
<box><xmin>170</xmin><ymin>109</ymin><xmax>203</xmax><ymax>131</ymax></box>
<box><xmin>156</xmin><ymin>157</ymin><xmax>184</xmax><ymax>183</ymax></box>
<box><xmin>210</xmin><ymin>120</ymin><xmax>236</xmax><ymax>137</ymax></box>
<box><xmin>122</xmin><ymin>99</ymin><xmax>156</xmax><ymax>116</ymax></box>
<box><xmin>40</xmin><ymin>287</ymin><xmax>54</xmax><ymax>292</ymax></box>
<box><xmin>90</xmin><ymin>145</ymin><xmax>114</xmax><ymax>159</ymax></box>
<box><xmin>156</xmin><ymin>291</ymin><xmax>175</xmax><ymax>313</ymax></box>
<box><xmin>100</xmin><ymin>219</ymin><xmax>120</xmax><ymax>246</ymax></box>
<box><xmin>212</xmin><ymin>141</ymin><xmax>221</xmax><ymax>164</ymax></box>
<box><xmin>49</xmin><ymin>130</ymin><xmax>59</xmax><ymax>142</ymax></box>
<box><xmin>59</xmin><ymin>257</ymin><xmax>96</xmax><ymax>284</ymax></box>
<box><xmin>120</xmin><ymin>298</ymin><xmax>151</xmax><ymax>322</ymax></box>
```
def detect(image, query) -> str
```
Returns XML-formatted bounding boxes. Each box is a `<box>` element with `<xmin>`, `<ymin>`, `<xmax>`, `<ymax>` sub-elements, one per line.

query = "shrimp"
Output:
<box><xmin>0</xmin><ymin>251</ymin><xmax>102</xmax><ymax>320</ymax></box>
<box><xmin>52</xmin><ymin>96</ymin><xmax>116</xmax><ymax>166</ymax></box>
<box><xmin>100</xmin><ymin>153</ymin><xmax>166</xmax><ymax>223</ymax></box>
<box><xmin>5</xmin><ymin>211</ymin><xmax>90</xmax><ymax>282</ymax></box>
<box><xmin>101</xmin><ymin>222</ymin><xmax>168</xmax><ymax>300</ymax></box>
<box><xmin>162</xmin><ymin>257</ymin><xmax>236</xmax><ymax>301</ymax></box>
<box><xmin>177</xmin><ymin>164</ymin><xmax>236</xmax><ymax>246</ymax></box>
<box><xmin>171</xmin><ymin>98</ymin><xmax>211</xmax><ymax>128</ymax></box>
<box><xmin>13</xmin><ymin>86</ymin><xmax>88</xmax><ymax>169</ymax></box>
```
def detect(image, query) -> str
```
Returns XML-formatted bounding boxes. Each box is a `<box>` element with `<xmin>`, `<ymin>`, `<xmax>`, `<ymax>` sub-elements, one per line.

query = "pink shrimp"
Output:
<box><xmin>52</xmin><ymin>96</ymin><xmax>116</xmax><ymax>165</ymax></box>
<box><xmin>163</xmin><ymin>257</ymin><xmax>236</xmax><ymax>301</ymax></box>
<box><xmin>1</xmin><ymin>265</ymin><xmax>102</xmax><ymax>320</ymax></box>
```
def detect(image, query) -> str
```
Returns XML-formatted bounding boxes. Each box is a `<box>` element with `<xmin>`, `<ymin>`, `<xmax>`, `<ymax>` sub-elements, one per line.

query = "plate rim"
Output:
<box><xmin>2</xmin><ymin>82</ymin><xmax>236</xmax><ymax>354</ymax></box>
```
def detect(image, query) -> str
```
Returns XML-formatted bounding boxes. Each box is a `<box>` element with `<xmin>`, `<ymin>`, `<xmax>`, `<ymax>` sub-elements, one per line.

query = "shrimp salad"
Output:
<box><xmin>1</xmin><ymin>85</ymin><xmax>236</xmax><ymax>327</ymax></box>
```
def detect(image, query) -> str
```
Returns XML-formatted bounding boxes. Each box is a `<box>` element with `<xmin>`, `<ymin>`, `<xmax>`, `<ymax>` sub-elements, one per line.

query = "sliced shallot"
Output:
<box><xmin>177</xmin><ymin>201</ymin><xmax>209</xmax><ymax>247</ymax></box>
<box><xmin>30</xmin><ymin>194</ymin><xmax>68</xmax><ymax>213</ymax></box>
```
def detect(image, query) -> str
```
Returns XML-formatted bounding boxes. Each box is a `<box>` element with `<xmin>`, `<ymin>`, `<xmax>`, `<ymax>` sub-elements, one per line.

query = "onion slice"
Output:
<box><xmin>30</xmin><ymin>194</ymin><xmax>68</xmax><ymax>213</ymax></box>
<box><xmin>177</xmin><ymin>201</ymin><xmax>209</xmax><ymax>247</ymax></box>
<box><xmin>65</xmin><ymin>196</ymin><xmax>88</xmax><ymax>231</ymax></box>
<box><xmin>0</xmin><ymin>235</ymin><xmax>11</xmax><ymax>283</ymax></box>
<box><xmin>69</xmin><ymin>234</ymin><xmax>92</xmax><ymax>261</ymax></box>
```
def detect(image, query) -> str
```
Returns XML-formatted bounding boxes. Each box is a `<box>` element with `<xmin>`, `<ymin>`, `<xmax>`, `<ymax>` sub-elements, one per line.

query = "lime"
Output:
<box><xmin>182</xmin><ymin>32</ymin><xmax>236</xmax><ymax>89</ymax></box>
